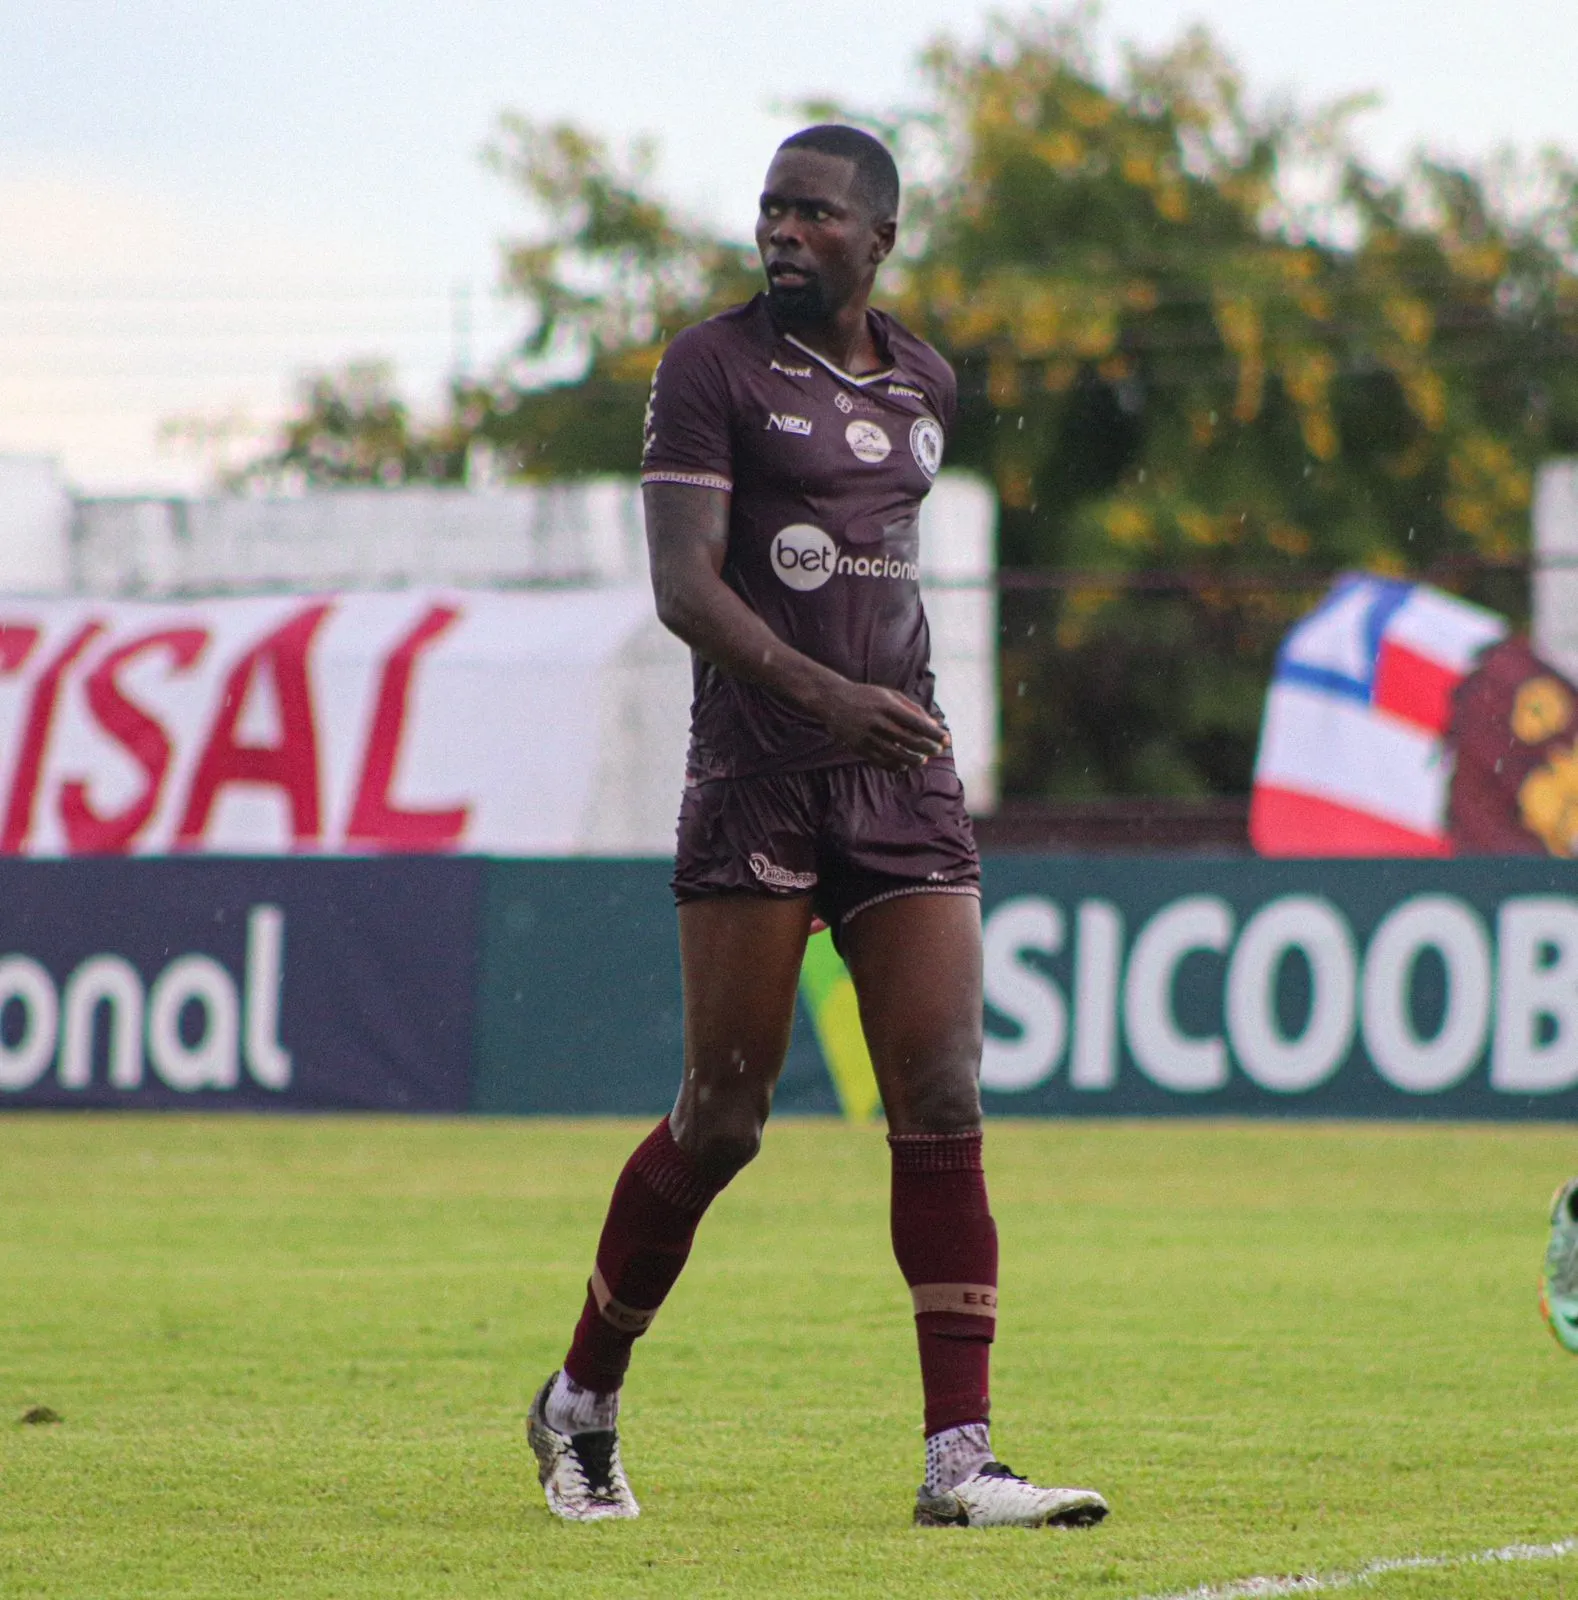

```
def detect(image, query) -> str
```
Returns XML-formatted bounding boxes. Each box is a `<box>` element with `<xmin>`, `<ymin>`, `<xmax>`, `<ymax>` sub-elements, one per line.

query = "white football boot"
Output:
<box><xmin>528</xmin><ymin>1373</ymin><xmax>640</xmax><ymax>1522</ymax></box>
<box><xmin>914</xmin><ymin>1461</ymin><xmax>1109</xmax><ymax>1528</ymax></box>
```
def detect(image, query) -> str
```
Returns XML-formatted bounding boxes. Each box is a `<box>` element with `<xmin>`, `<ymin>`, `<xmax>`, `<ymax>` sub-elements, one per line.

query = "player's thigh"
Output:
<box><xmin>672</xmin><ymin>894</ymin><xmax>814</xmax><ymax>1152</ymax></box>
<box><xmin>839</xmin><ymin>890</ymin><xmax>984</xmax><ymax>1134</ymax></box>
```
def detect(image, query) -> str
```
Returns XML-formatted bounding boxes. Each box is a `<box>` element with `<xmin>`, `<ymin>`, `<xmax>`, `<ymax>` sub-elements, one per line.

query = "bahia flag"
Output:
<box><xmin>1251</xmin><ymin>574</ymin><xmax>1507</xmax><ymax>856</ymax></box>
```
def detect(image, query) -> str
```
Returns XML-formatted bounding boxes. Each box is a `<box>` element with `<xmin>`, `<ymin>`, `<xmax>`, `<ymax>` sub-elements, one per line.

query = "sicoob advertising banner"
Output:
<box><xmin>3</xmin><ymin>857</ymin><xmax>1578</xmax><ymax>1117</ymax></box>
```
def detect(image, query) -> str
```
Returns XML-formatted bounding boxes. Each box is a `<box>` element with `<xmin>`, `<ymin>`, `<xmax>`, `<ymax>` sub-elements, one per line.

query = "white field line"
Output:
<box><xmin>1138</xmin><ymin>1537</ymin><xmax>1578</xmax><ymax>1600</ymax></box>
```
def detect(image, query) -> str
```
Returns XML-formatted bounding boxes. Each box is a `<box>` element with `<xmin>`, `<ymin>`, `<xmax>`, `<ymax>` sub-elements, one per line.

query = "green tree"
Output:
<box><xmin>233</xmin><ymin>360</ymin><xmax>466</xmax><ymax>490</ymax></box>
<box><xmin>885</xmin><ymin>14</ymin><xmax>1578</xmax><ymax>796</ymax></box>
<box><xmin>451</xmin><ymin>119</ymin><xmax>758</xmax><ymax>478</ymax></box>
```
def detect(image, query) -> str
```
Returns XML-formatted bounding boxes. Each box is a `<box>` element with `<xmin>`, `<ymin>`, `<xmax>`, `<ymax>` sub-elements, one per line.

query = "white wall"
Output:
<box><xmin>0</xmin><ymin>457</ymin><xmax>71</xmax><ymax>594</ymax></box>
<box><xmin>71</xmin><ymin>479</ymin><xmax>650</xmax><ymax>595</ymax></box>
<box><xmin>917</xmin><ymin>473</ymin><xmax>998</xmax><ymax>811</ymax></box>
<box><xmin>1534</xmin><ymin>460</ymin><xmax>1578</xmax><ymax>682</ymax></box>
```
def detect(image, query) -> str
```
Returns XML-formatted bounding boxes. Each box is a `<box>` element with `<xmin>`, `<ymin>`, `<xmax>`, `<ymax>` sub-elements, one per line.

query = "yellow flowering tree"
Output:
<box><xmin>887</xmin><ymin>14</ymin><xmax>1578</xmax><ymax>795</ymax></box>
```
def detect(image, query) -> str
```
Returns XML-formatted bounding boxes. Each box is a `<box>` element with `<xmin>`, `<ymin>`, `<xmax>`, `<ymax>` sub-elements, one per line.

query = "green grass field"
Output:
<box><xmin>3</xmin><ymin>1115</ymin><xmax>1577</xmax><ymax>1599</ymax></box>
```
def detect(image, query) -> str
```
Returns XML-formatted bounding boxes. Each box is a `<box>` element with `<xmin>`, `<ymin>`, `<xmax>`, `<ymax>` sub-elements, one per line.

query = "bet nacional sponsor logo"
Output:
<box><xmin>770</xmin><ymin>525</ymin><xmax>920</xmax><ymax>592</ymax></box>
<box><xmin>770</xmin><ymin>524</ymin><xmax>840</xmax><ymax>591</ymax></box>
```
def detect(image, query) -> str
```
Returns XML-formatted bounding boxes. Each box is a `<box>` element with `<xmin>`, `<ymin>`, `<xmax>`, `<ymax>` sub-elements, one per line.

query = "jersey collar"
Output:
<box><xmin>781</xmin><ymin>332</ymin><xmax>896</xmax><ymax>389</ymax></box>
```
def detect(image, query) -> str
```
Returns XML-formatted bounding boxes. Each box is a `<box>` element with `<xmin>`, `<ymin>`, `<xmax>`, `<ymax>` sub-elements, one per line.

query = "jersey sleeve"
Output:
<box><xmin>640</xmin><ymin>324</ymin><xmax>735</xmax><ymax>492</ymax></box>
<box><xmin>936</xmin><ymin>361</ymin><xmax>958</xmax><ymax>439</ymax></box>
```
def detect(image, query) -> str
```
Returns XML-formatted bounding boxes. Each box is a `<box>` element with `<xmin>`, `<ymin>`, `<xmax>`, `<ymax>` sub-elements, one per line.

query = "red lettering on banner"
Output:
<box><xmin>1</xmin><ymin>620</ymin><xmax>105</xmax><ymax>855</ymax></box>
<box><xmin>346</xmin><ymin>604</ymin><xmax>470</xmax><ymax>850</ymax></box>
<box><xmin>59</xmin><ymin>629</ymin><xmax>209</xmax><ymax>854</ymax></box>
<box><xmin>0</xmin><ymin>625</ymin><xmax>41</xmax><ymax>672</ymax></box>
<box><xmin>176</xmin><ymin>603</ymin><xmax>331</xmax><ymax>849</ymax></box>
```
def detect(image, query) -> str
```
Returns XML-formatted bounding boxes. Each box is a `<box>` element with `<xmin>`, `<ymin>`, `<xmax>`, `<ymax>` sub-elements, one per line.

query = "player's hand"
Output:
<box><xmin>820</xmin><ymin>682</ymin><xmax>950</xmax><ymax>770</ymax></box>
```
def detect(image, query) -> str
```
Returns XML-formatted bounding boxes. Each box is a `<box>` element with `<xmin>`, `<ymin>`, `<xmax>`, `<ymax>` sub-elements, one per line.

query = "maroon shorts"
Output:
<box><xmin>672</xmin><ymin>758</ymin><xmax>981</xmax><ymax>937</ymax></box>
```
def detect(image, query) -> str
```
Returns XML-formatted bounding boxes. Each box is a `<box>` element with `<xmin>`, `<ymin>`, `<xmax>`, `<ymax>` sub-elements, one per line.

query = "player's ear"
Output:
<box><xmin>871</xmin><ymin>217</ymin><xmax>897</xmax><ymax>264</ymax></box>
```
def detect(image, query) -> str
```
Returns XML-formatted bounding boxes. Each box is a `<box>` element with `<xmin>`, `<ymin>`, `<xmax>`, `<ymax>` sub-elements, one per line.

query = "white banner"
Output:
<box><xmin>0</xmin><ymin>587</ymin><xmax>685</xmax><ymax>856</ymax></box>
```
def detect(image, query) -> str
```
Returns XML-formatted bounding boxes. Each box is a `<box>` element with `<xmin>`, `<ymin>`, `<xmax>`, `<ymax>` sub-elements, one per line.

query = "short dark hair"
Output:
<box><xmin>778</xmin><ymin>124</ymin><xmax>899</xmax><ymax>222</ymax></box>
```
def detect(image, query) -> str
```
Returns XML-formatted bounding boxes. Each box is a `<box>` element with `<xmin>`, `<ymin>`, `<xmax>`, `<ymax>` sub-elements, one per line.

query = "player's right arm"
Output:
<box><xmin>644</xmin><ymin>481</ymin><xmax>946</xmax><ymax>770</ymax></box>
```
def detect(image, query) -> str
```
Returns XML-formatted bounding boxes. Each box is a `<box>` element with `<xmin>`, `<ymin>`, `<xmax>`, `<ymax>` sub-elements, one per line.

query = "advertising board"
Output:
<box><xmin>976</xmin><ymin>858</ymin><xmax>1578</xmax><ymax>1119</ymax></box>
<box><xmin>3</xmin><ymin>856</ymin><xmax>1576</xmax><ymax>1120</ymax></box>
<box><xmin>0</xmin><ymin>859</ymin><xmax>481</xmax><ymax>1110</ymax></box>
<box><xmin>0</xmin><ymin>589</ymin><xmax>671</xmax><ymax>857</ymax></box>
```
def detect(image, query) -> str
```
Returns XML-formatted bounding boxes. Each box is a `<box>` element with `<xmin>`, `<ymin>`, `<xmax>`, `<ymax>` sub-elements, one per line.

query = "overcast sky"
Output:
<box><xmin>3</xmin><ymin>0</ymin><xmax>1574</xmax><ymax>492</ymax></box>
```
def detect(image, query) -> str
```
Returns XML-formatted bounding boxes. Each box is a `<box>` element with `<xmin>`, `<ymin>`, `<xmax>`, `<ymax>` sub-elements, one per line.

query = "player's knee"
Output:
<box><xmin>673</xmin><ymin>1093</ymin><xmax>765</xmax><ymax>1182</ymax></box>
<box><xmin>689</xmin><ymin>1120</ymin><xmax>763</xmax><ymax>1184</ymax></box>
<box><xmin>896</xmin><ymin>1053</ymin><xmax>982</xmax><ymax>1134</ymax></box>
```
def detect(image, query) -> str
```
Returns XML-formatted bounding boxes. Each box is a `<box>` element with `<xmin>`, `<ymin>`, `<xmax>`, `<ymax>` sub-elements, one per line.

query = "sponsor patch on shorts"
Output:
<box><xmin>748</xmin><ymin>852</ymin><xmax>817</xmax><ymax>891</ymax></box>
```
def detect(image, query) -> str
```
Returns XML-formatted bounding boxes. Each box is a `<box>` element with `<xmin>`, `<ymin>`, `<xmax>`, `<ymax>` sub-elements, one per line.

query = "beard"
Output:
<box><xmin>765</xmin><ymin>274</ymin><xmax>830</xmax><ymax>330</ymax></box>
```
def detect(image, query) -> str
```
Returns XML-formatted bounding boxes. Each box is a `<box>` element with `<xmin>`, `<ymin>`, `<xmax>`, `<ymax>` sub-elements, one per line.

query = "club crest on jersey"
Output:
<box><xmin>771</xmin><ymin>359</ymin><xmax>813</xmax><ymax>378</ymax></box>
<box><xmin>767</xmin><ymin>412</ymin><xmax>813</xmax><ymax>436</ymax></box>
<box><xmin>846</xmin><ymin>419</ymin><xmax>891</xmax><ymax>464</ymax></box>
<box><xmin>910</xmin><ymin>417</ymin><xmax>944</xmax><ymax>478</ymax></box>
<box><xmin>834</xmin><ymin>391</ymin><xmax>855</xmax><ymax>414</ymax></box>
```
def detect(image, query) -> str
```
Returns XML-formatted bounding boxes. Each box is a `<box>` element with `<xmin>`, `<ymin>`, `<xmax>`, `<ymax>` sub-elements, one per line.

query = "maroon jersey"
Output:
<box><xmin>1449</xmin><ymin>636</ymin><xmax>1578</xmax><ymax>855</ymax></box>
<box><xmin>641</xmin><ymin>293</ymin><xmax>956</xmax><ymax>779</ymax></box>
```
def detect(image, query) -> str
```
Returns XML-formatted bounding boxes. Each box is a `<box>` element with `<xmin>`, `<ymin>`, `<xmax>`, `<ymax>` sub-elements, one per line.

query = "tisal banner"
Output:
<box><xmin>0</xmin><ymin>588</ymin><xmax>661</xmax><ymax>856</ymax></box>
<box><xmin>977</xmin><ymin>858</ymin><xmax>1578</xmax><ymax>1117</ymax></box>
<box><xmin>0</xmin><ymin>859</ymin><xmax>481</xmax><ymax>1109</ymax></box>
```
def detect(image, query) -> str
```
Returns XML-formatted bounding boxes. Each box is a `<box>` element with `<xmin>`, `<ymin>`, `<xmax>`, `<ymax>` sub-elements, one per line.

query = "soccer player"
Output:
<box><xmin>528</xmin><ymin>124</ymin><xmax>1110</xmax><ymax>1531</ymax></box>
<box><xmin>1541</xmin><ymin>1177</ymin><xmax>1578</xmax><ymax>1352</ymax></box>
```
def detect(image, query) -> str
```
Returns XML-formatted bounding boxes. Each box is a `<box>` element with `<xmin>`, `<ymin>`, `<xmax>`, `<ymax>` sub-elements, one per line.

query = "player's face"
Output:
<box><xmin>756</xmin><ymin>148</ymin><xmax>894</xmax><ymax>328</ymax></box>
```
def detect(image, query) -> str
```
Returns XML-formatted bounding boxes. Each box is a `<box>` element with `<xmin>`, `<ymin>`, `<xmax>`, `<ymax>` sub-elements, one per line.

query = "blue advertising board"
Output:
<box><xmin>0</xmin><ymin>860</ymin><xmax>482</xmax><ymax>1110</ymax></box>
<box><xmin>3</xmin><ymin>856</ymin><xmax>1577</xmax><ymax>1119</ymax></box>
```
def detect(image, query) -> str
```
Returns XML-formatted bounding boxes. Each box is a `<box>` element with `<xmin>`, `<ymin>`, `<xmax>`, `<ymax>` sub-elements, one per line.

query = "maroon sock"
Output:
<box><xmin>889</xmin><ymin>1130</ymin><xmax>997</xmax><ymax>1436</ymax></box>
<box><xmin>562</xmin><ymin>1117</ymin><xmax>727</xmax><ymax>1394</ymax></box>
